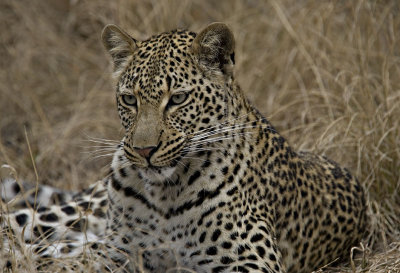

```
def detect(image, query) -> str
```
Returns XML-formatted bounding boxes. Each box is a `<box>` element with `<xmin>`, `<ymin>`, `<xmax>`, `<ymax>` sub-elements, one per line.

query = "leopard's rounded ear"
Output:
<box><xmin>101</xmin><ymin>24</ymin><xmax>137</xmax><ymax>72</ymax></box>
<box><xmin>192</xmin><ymin>23</ymin><xmax>235</xmax><ymax>75</ymax></box>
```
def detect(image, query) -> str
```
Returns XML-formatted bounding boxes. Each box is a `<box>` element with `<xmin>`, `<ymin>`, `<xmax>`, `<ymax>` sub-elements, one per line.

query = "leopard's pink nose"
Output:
<box><xmin>133</xmin><ymin>146</ymin><xmax>156</xmax><ymax>159</ymax></box>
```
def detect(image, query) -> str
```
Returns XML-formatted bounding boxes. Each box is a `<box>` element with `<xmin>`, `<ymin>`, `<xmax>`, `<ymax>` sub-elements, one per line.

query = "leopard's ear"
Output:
<box><xmin>101</xmin><ymin>24</ymin><xmax>137</xmax><ymax>72</ymax></box>
<box><xmin>192</xmin><ymin>23</ymin><xmax>235</xmax><ymax>76</ymax></box>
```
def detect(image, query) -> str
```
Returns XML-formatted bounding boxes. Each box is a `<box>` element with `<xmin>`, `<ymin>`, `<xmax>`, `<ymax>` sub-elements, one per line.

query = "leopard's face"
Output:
<box><xmin>108</xmin><ymin>29</ymin><xmax>233</xmax><ymax>181</ymax></box>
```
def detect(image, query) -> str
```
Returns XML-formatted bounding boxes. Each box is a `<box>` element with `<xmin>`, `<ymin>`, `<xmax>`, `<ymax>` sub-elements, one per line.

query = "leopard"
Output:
<box><xmin>1</xmin><ymin>22</ymin><xmax>367</xmax><ymax>273</ymax></box>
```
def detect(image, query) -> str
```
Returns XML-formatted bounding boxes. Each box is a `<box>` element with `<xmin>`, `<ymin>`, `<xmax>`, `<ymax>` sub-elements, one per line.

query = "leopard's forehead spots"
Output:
<box><xmin>119</xmin><ymin>30</ymin><xmax>197</xmax><ymax>105</ymax></box>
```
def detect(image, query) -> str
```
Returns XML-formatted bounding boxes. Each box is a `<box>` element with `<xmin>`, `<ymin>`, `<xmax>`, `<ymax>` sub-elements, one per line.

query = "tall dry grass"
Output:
<box><xmin>0</xmin><ymin>0</ymin><xmax>399</xmax><ymax>272</ymax></box>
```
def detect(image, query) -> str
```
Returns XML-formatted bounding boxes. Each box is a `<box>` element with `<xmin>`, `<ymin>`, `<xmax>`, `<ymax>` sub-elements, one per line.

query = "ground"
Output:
<box><xmin>0</xmin><ymin>0</ymin><xmax>399</xmax><ymax>272</ymax></box>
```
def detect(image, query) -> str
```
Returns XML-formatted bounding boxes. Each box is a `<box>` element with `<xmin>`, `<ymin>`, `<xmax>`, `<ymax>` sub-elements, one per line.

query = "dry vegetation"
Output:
<box><xmin>0</xmin><ymin>0</ymin><xmax>399</xmax><ymax>272</ymax></box>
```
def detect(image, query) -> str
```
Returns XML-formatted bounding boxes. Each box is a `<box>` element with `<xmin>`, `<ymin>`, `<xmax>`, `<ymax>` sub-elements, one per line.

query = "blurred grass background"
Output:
<box><xmin>0</xmin><ymin>0</ymin><xmax>399</xmax><ymax>272</ymax></box>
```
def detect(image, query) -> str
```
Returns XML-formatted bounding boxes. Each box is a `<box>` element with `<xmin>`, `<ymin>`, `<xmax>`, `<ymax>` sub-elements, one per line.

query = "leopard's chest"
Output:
<box><xmin>107</xmin><ymin>193</ymin><xmax>216</xmax><ymax>272</ymax></box>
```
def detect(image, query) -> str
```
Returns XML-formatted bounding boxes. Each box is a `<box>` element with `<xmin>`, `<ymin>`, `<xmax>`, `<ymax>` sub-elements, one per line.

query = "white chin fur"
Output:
<box><xmin>138</xmin><ymin>167</ymin><xmax>176</xmax><ymax>183</ymax></box>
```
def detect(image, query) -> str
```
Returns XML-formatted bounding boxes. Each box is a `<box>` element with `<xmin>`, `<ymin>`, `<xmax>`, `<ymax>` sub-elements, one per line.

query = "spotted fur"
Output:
<box><xmin>1</xmin><ymin>23</ymin><xmax>366</xmax><ymax>273</ymax></box>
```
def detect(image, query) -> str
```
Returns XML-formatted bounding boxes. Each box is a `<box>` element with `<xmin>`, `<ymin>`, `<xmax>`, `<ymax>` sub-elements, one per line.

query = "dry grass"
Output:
<box><xmin>0</xmin><ymin>0</ymin><xmax>399</xmax><ymax>272</ymax></box>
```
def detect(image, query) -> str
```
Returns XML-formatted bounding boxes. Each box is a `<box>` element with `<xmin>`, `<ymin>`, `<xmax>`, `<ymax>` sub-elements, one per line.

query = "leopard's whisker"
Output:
<box><xmin>190</xmin><ymin>123</ymin><xmax>257</xmax><ymax>141</ymax></box>
<box><xmin>83</xmin><ymin>134</ymin><xmax>120</xmax><ymax>143</ymax></box>
<box><xmin>91</xmin><ymin>153</ymin><xmax>116</xmax><ymax>159</ymax></box>
<box><xmin>187</xmin><ymin>113</ymin><xmax>251</xmax><ymax>136</ymax></box>
<box><xmin>84</xmin><ymin>145</ymin><xmax>119</xmax><ymax>148</ymax></box>
<box><xmin>83</xmin><ymin>148</ymin><xmax>118</xmax><ymax>154</ymax></box>
<box><xmin>180</xmin><ymin>156</ymin><xmax>213</xmax><ymax>163</ymax></box>
<box><xmin>188</xmin><ymin>133</ymin><xmax>254</xmax><ymax>147</ymax></box>
<box><xmin>190</xmin><ymin>122</ymin><xmax>253</xmax><ymax>137</ymax></box>
<box><xmin>82</xmin><ymin>148</ymin><xmax>118</xmax><ymax>157</ymax></box>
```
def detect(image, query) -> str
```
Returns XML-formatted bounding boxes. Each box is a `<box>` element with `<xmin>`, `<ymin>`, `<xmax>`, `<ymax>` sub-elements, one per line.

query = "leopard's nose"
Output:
<box><xmin>133</xmin><ymin>146</ymin><xmax>157</xmax><ymax>159</ymax></box>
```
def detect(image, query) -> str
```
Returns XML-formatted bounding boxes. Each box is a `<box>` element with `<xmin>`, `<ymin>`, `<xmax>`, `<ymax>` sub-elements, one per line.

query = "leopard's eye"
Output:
<box><xmin>121</xmin><ymin>95</ymin><xmax>137</xmax><ymax>107</ymax></box>
<box><xmin>170</xmin><ymin>93</ymin><xmax>188</xmax><ymax>106</ymax></box>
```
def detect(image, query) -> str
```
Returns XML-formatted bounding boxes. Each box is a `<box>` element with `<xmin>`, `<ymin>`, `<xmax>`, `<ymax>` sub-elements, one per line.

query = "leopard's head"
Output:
<box><xmin>102</xmin><ymin>23</ymin><xmax>236</xmax><ymax>181</ymax></box>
